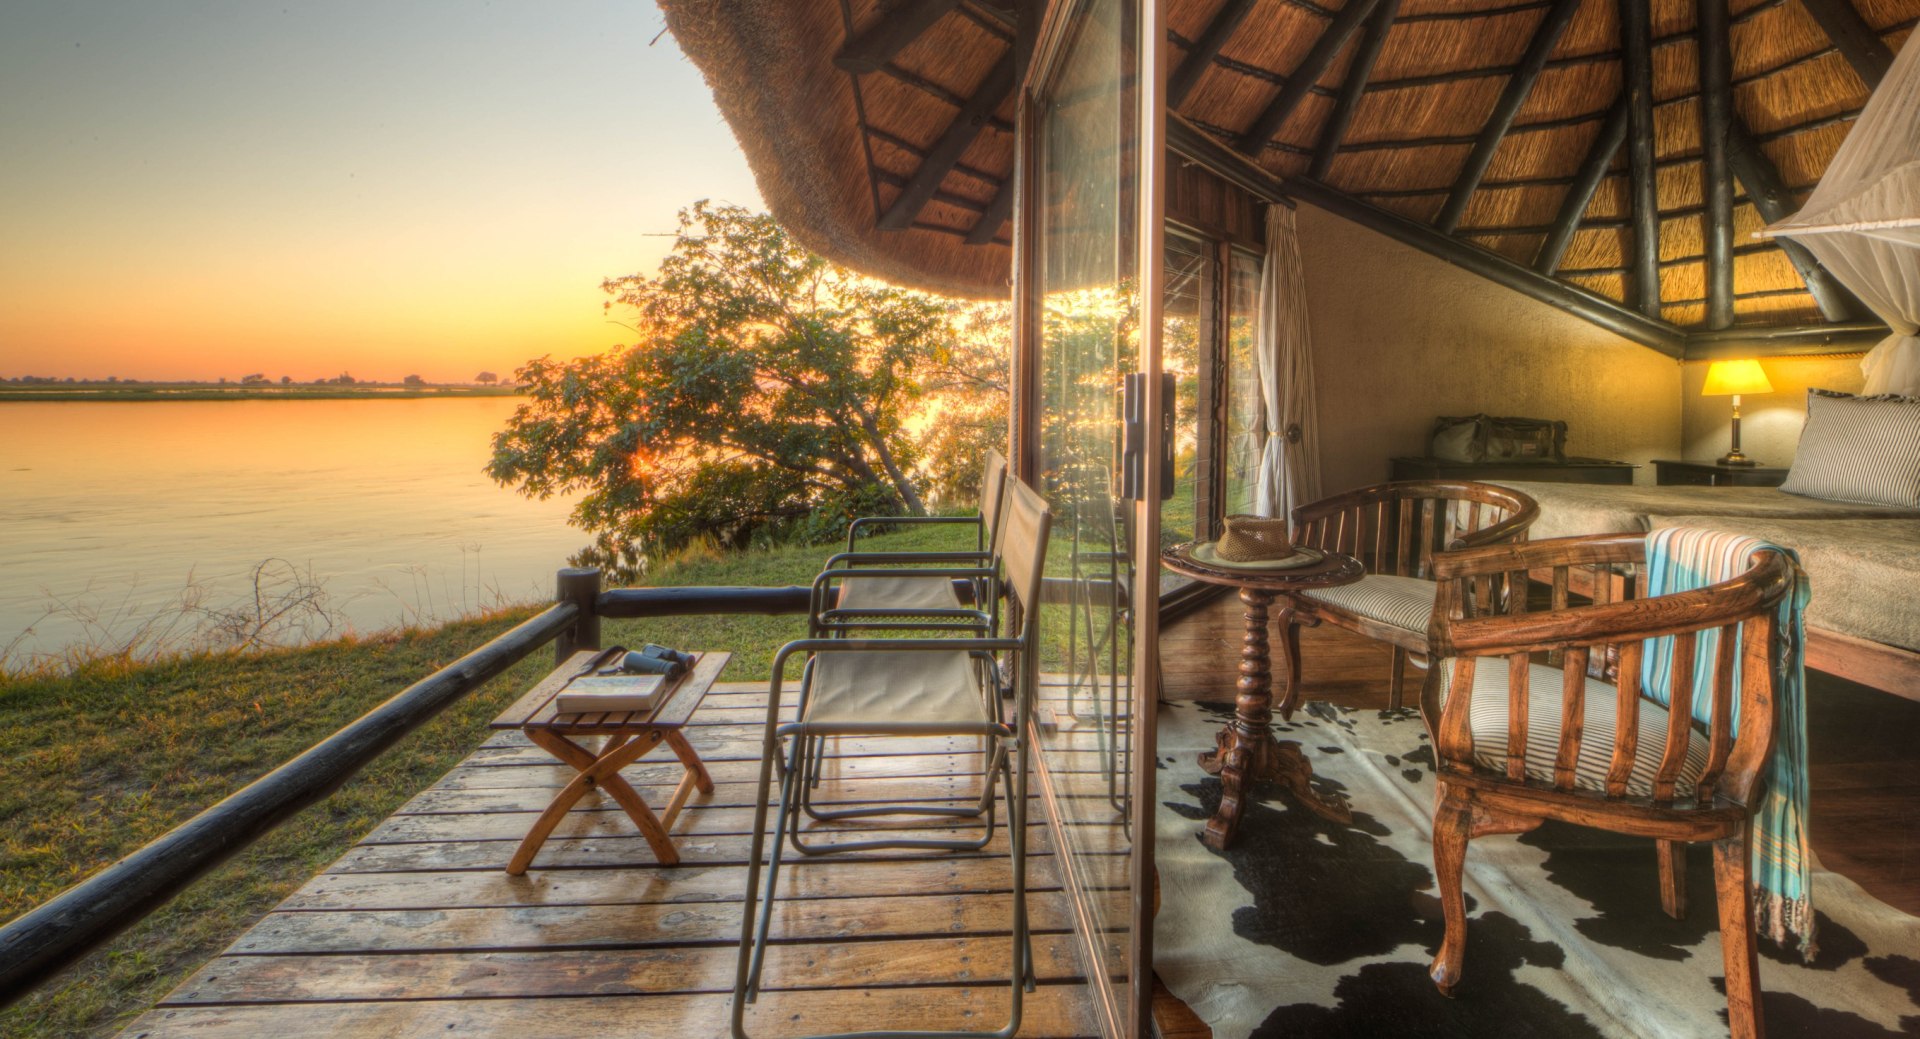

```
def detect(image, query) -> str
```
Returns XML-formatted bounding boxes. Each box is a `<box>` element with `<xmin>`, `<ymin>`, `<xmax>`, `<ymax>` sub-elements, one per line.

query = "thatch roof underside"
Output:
<box><xmin>662</xmin><ymin>0</ymin><xmax>1918</xmax><ymax>344</ymax></box>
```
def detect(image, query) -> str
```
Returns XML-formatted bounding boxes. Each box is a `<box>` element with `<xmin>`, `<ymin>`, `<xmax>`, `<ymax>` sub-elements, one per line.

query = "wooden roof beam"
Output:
<box><xmin>1238</xmin><ymin>0</ymin><xmax>1385</xmax><ymax>156</ymax></box>
<box><xmin>1534</xmin><ymin>99</ymin><xmax>1627</xmax><ymax>275</ymax></box>
<box><xmin>877</xmin><ymin>49</ymin><xmax>1016</xmax><ymax>232</ymax></box>
<box><xmin>1796</xmin><ymin>0</ymin><xmax>1894</xmax><ymax>88</ymax></box>
<box><xmin>1699</xmin><ymin>0</ymin><xmax>1735</xmax><ymax>329</ymax></box>
<box><xmin>1169</xmin><ymin>0</ymin><xmax>1258</xmax><ymax>108</ymax></box>
<box><xmin>835</xmin><ymin>0</ymin><xmax>962</xmax><ymax>74</ymax></box>
<box><xmin>1726</xmin><ymin>119</ymin><xmax>1862</xmax><ymax>322</ymax></box>
<box><xmin>1309</xmin><ymin>0</ymin><xmax>1400</xmax><ymax>180</ymax></box>
<box><xmin>1435</xmin><ymin>0</ymin><xmax>1582</xmax><ymax>233</ymax></box>
<box><xmin>1621</xmin><ymin>0</ymin><xmax>1661</xmax><ymax>319</ymax></box>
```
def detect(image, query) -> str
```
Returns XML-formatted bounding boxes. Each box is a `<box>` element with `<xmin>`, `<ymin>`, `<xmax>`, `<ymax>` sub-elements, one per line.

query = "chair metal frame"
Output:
<box><xmin>732</xmin><ymin>480</ymin><xmax>1051</xmax><ymax>1039</ymax></box>
<box><xmin>812</xmin><ymin>451</ymin><xmax>1010</xmax><ymax>639</ymax></box>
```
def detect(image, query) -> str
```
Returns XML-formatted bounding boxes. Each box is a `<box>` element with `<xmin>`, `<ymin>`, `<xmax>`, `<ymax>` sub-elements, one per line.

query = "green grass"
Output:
<box><xmin>0</xmin><ymin>521</ymin><xmax>976</xmax><ymax>1038</ymax></box>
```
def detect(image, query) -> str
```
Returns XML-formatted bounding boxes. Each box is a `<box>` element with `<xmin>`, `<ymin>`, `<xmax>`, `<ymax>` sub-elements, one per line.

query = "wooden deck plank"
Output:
<box><xmin>227</xmin><ymin>890</ymin><xmax>1078</xmax><ymax>955</ymax></box>
<box><xmin>122</xmin><ymin>984</ymin><xmax>1102</xmax><ymax>1038</ymax></box>
<box><xmin>362</xmin><ymin>801</ymin><xmax>1045</xmax><ymax>845</ymax></box>
<box><xmin>482</xmin><ymin>727</ymin><xmax>1004</xmax><ymax>760</ymax></box>
<box><xmin>116</xmin><ymin>667</ymin><xmax>1096</xmax><ymax>1039</ymax></box>
<box><xmin>434</xmin><ymin>753</ymin><xmax>992</xmax><ymax>788</ymax></box>
<box><xmin>167</xmin><ymin>934</ymin><xmax>1087</xmax><ymax>1004</ymax></box>
<box><xmin>330</xmin><ymin>827</ymin><xmax>1046</xmax><ymax>873</ymax></box>
<box><xmin>396</xmin><ymin>776</ymin><xmax>1003</xmax><ymax>816</ymax></box>
<box><xmin>281</xmin><ymin>858</ymin><xmax>1063</xmax><ymax>912</ymax></box>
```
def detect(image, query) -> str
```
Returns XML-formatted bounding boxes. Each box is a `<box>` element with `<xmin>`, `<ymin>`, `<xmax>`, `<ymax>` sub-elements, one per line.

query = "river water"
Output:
<box><xmin>0</xmin><ymin>398</ymin><xmax>585</xmax><ymax>667</ymax></box>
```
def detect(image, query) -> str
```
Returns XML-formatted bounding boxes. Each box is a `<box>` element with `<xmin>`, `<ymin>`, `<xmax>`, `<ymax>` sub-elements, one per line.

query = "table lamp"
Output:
<box><xmin>1701</xmin><ymin>358</ymin><xmax>1773</xmax><ymax>466</ymax></box>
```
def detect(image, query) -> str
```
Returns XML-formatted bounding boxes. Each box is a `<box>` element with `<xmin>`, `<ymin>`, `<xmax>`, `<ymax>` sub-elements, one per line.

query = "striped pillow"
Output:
<box><xmin>1780</xmin><ymin>389</ymin><xmax>1920</xmax><ymax>507</ymax></box>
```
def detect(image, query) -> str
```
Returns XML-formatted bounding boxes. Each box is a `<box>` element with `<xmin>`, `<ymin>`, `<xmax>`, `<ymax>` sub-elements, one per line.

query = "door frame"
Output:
<box><xmin>1010</xmin><ymin>0</ymin><xmax>1165</xmax><ymax>1033</ymax></box>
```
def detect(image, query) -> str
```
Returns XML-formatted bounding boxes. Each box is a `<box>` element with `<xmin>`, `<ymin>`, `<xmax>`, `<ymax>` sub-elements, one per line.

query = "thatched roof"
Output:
<box><xmin>661</xmin><ymin>0</ymin><xmax>1917</xmax><ymax>342</ymax></box>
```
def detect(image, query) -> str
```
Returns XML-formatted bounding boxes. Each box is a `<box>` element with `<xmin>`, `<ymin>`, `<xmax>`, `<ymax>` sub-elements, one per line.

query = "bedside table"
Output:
<box><xmin>1652</xmin><ymin>459</ymin><xmax>1790</xmax><ymax>487</ymax></box>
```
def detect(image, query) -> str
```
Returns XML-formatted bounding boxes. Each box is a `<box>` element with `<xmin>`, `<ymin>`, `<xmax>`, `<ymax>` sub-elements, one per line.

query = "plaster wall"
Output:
<box><xmin>1295</xmin><ymin>206</ymin><xmax>1683</xmax><ymax>492</ymax></box>
<box><xmin>1680</xmin><ymin>355</ymin><xmax>1867</xmax><ymax>468</ymax></box>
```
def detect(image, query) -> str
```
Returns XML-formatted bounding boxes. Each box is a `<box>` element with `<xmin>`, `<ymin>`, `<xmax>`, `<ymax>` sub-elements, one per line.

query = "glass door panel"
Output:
<box><xmin>1025</xmin><ymin>0</ymin><xmax>1152</xmax><ymax>1032</ymax></box>
<box><xmin>1160</xmin><ymin>229</ymin><xmax>1211</xmax><ymax>569</ymax></box>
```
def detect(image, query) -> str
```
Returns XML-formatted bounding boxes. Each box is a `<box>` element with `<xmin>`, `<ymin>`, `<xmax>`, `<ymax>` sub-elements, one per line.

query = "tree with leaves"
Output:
<box><xmin>490</xmin><ymin>202</ymin><xmax>990</xmax><ymax>573</ymax></box>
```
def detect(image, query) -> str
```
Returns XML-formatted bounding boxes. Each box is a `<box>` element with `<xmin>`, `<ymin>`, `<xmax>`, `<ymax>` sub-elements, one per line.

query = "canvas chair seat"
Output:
<box><xmin>1299</xmin><ymin>574</ymin><xmax>1436</xmax><ymax>635</ymax></box>
<box><xmin>835</xmin><ymin>573</ymin><xmax>966</xmax><ymax>614</ymax></box>
<box><xmin>1440</xmin><ymin>661</ymin><xmax>1709</xmax><ymax>799</ymax></box>
<box><xmin>802</xmin><ymin>649</ymin><xmax>994</xmax><ymax>733</ymax></box>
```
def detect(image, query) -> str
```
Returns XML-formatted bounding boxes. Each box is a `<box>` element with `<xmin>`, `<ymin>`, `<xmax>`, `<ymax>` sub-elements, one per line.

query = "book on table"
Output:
<box><xmin>554</xmin><ymin>674</ymin><xmax>666</xmax><ymax>715</ymax></box>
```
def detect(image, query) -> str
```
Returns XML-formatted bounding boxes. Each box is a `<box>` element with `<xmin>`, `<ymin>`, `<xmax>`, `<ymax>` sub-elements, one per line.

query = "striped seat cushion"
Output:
<box><xmin>1298</xmin><ymin>574</ymin><xmax>1435</xmax><ymax>634</ymax></box>
<box><xmin>1438</xmin><ymin>660</ymin><xmax>1710</xmax><ymax>799</ymax></box>
<box><xmin>1780</xmin><ymin>389</ymin><xmax>1920</xmax><ymax>507</ymax></box>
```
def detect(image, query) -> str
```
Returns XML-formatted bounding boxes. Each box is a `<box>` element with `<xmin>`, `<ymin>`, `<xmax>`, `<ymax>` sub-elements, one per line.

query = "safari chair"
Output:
<box><xmin>732</xmin><ymin>479</ymin><xmax>1052</xmax><ymax>1039</ymax></box>
<box><xmin>811</xmin><ymin>450</ymin><xmax>1009</xmax><ymax>638</ymax></box>
<box><xmin>1421</xmin><ymin>533</ymin><xmax>1799</xmax><ymax>1039</ymax></box>
<box><xmin>1287</xmin><ymin>480</ymin><xmax>1539</xmax><ymax>711</ymax></box>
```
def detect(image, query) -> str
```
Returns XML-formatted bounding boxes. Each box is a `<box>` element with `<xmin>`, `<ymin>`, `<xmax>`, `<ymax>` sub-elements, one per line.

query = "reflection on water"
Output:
<box><xmin>0</xmin><ymin>398</ymin><xmax>580</xmax><ymax>664</ymax></box>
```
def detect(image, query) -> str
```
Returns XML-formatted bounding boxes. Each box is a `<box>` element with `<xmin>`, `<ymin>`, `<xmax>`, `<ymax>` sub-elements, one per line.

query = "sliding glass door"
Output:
<box><xmin>1017</xmin><ymin>0</ymin><xmax>1162</xmax><ymax>1033</ymax></box>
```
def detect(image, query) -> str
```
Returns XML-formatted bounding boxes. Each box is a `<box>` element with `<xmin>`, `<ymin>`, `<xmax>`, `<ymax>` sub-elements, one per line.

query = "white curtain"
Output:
<box><xmin>1253</xmin><ymin>204</ymin><xmax>1322</xmax><ymax>520</ymax></box>
<box><xmin>1764</xmin><ymin>33</ymin><xmax>1920</xmax><ymax>395</ymax></box>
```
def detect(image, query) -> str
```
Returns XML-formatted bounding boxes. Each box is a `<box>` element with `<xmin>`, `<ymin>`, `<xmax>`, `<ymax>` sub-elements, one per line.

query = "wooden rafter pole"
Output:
<box><xmin>1726</xmin><ymin>119</ymin><xmax>1861</xmax><ymax>321</ymax></box>
<box><xmin>1699</xmin><ymin>0</ymin><xmax>1736</xmax><ymax>329</ymax></box>
<box><xmin>1309</xmin><ymin>0</ymin><xmax>1400</xmax><ymax>181</ymax></box>
<box><xmin>835</xmin><ymin>0</ymin><xmax>962</xmax><ymax>74</ymax></box>
<box><xmin>1535</xmin><ymin>99</ymin><xmax>1628</xmax><ymax>274</ymax></box>
<box><xmin>964</xmin><ymin>177</ymin><xmax>1015</xmax><ymax>245</ymax></box>
<box><xmin>1796</xmin><ymin>0</ymin><xmax>1894</xmax><ymax>88</ymax></box>
<box><xmin>962</xmin><ymin>0</ymin><xmax>1040</xmax><ymax>247</ymax></box>
<box><xmin>1620</xmin><ymin>0</ymin><xmax>1662</xmax><ymax>318</ymax></box>
<box><xmin>1435</xmin><ymin>0</ymin><xmax>1583</xmax><ymax>233</ymax></box>
<box><xmin>1169</xmin><ymin>0</ymin><xmax>1257</xmax><ymax>108</ymax></box>
<box><xmin>878</xmin><ymin>49</ymin><xmax>1016</xmax><ymax>232</ymax></box>
<box><xmin>1238</xmin><ymin>0</ymin><xmax>1384</xmax><ymax>156</ymax></box>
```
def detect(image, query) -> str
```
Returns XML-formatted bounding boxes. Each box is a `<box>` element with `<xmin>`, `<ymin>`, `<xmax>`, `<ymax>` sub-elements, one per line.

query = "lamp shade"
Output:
<box><xmin>1701</xmin><ymin>359</ymin><xmax>1773</xmax><ymax>397</ymax></box>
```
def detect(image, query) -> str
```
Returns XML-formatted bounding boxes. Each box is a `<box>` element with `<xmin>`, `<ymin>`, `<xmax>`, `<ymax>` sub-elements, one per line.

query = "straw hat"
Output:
<box><xmin>1188</xmin><ymin>515</ymin><xmax>1321</xmax><ymax>571</ymax></box>
<box><xmin>1215</xmin><ymin>515</ymin><xmax>1297</xmax><ymax>562</ymax></box>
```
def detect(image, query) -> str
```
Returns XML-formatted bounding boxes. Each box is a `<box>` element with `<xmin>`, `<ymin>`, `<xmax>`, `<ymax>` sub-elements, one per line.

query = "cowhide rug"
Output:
<box><xmin>1154</xmin><ymin>700</ymin><xmax>1920</xmax><ymax>1039</ymax></box>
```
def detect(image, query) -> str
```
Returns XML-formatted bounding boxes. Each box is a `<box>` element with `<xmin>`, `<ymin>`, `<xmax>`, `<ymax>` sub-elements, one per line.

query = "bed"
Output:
<box><xmin>1496</xmin><ymin>480</ymin><xmax>1920</xmax><ymax>701</ymax></box>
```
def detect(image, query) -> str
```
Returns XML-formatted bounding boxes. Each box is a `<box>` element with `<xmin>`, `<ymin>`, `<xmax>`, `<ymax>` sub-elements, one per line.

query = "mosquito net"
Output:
<box><xmin>1763</xmin><ymin>34</ymin><xmax>1920</xmax><ymax>394</ymax></box>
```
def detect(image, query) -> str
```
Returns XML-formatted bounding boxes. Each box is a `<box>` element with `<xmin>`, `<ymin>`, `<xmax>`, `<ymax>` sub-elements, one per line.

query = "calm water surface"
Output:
<box><xmin>0</xmin><ymin>398</ymin><xmax>583</xmax><ymax>665</ymax></box>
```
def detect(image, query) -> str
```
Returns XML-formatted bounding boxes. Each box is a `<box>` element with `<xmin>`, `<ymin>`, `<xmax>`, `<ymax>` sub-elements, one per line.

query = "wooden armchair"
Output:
<box><xmin>1422</xmin><ymin>533</ymin><xmax>1797</xmax><ymax>1039</ymax></box>
<box><xmin>1287</xmin><ymin>480</ymin><xmax>1539</xmax><ymax>709</ymax></box>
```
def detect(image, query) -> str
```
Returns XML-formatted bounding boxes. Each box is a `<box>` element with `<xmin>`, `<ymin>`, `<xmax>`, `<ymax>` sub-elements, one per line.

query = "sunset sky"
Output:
<box><xmin>0</xmin><ymin>1</ymin><xmax>761</xmax><ymax>383</ymax></box>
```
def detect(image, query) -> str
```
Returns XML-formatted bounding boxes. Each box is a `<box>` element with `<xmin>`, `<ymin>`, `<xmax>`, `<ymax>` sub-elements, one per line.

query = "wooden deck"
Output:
<box><xmin>118</xmin><ymin>681</ymin><xmax>1099</xmax><ymax>1039</ymax></box>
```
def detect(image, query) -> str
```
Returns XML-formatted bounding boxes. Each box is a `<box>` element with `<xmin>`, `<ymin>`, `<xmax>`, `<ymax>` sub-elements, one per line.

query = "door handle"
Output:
<box><xmin>1120</xmin><ymin>372</ymin><xmax>1176</xmax><ymax>502</ymax></box>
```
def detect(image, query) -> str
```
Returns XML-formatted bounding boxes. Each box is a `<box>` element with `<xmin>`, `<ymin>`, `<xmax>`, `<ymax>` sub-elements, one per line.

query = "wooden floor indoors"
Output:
<box><xmin>118</xmin><ymin>681</ymin><xmax>1099</xmax><ymax>1039</ymax></box>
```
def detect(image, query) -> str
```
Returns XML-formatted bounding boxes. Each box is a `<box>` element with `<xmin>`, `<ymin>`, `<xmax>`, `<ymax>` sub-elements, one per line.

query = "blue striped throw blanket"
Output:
<box><xmin>1639</xmin><ymin>526</ymin><xmax>1814</xmax><ymax>957</ymax></box>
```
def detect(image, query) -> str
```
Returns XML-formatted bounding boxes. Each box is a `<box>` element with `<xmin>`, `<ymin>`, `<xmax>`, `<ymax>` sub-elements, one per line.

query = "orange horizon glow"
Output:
<box><xmin>0</xmin><ymin>1</ymin><xmax>762</xmax><ymax>384</ymax></box>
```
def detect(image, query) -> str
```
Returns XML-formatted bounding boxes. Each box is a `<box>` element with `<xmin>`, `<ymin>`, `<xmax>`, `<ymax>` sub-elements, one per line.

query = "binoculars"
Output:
<box><xmin>611</xmin><ymin>644</ymin><xmax>696</xmax><ymax>677</ymax></box>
